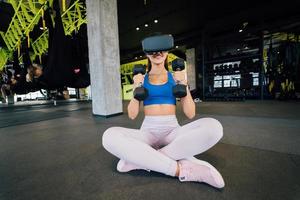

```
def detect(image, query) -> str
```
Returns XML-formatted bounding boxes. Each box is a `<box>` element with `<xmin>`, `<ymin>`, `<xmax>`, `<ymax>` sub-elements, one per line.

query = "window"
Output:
<box><xmin>251</xmin><ymin>72</ymin><xmax>259</xmax><ymax>86</ymax></box>
<box><xmin>223</xmin><ymin>79</ymin><xmax>231</xmax><ymax>87</ymax></box>
<box><xmin>214</xmin><ymin>75</ymin><xmax>223</xmax><ymax>88</ymax></box>
<box><xmin>253</xmin><ymin>78</ymin><xmax>259</xmax><ymax>86</ymax></box>
<box><xmin>68</xmin><ymin>88</ymin><xmax>76</xmax><ymax>95</ymax></box>
<box><xmin>214</xmin><ymin>81</ymin><xmax>222</xmax><ymax>88</ymax></box>
<box><xmin>213</xmin><ymin>74</ymin><xmax>241</xmax><ymax>88</ymax></box>
<box><xmin>230</xmin><ymin>74</ymin><xmax>241</xmax><ymax>87</ymax></box>
<box><xmin>212</xmin><ymin>61</ymin><xmax>241</xmax><ymax>88</ymax></box>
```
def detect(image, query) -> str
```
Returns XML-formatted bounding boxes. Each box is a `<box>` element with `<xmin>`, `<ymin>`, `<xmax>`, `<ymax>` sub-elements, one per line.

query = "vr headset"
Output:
<box><xmin>142</xmin><ymin>34</ymin><xmax>174</xmax><ymax>54</ymax></box>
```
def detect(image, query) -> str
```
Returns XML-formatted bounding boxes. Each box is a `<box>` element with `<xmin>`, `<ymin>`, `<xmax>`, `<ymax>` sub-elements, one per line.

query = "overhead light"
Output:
<box><xmin>175</xmin><ymin>46</ymin><xmax>179</xmax><ymax>48</ymax></box>
<box><xmin>135</xmin><ymin>57</ymin><xmax>138</xmax><ymax>59</ymax></box>
<box><xmin>136</xmin><ymin>27</ymin><xmax>140</xmax><ymax>31</ymax></box>
<box><xmin>239</xmin><ymin>29</ymin><xmax>243</xmax><ymax>33</ymax></box>
<box><xmin>144</xmin><ymin>23</ymin><xmax>148</xmax><ymax>27</ymax></box>
<box><xmin>154</xmin><ymin>19</ymin><xmax>158</xmax><ymax>23</ymax></box>
<box><xmin>237</xmin><ymin>48</ymin><xmax>240</xmax><ymax>51</ymax></box>
<box><xmin>244</xmin><ymin>46</ymin><xmax>249</xmax><ymax>50</ymax></box>
<box><xmin>139</xmin><ymin>55</ymin><xmax>142</xmax><ymax>58</ymax></box>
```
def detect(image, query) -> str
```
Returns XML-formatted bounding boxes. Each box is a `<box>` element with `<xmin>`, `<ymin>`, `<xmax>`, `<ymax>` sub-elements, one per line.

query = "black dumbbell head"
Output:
<box><xmin>133</xmin><ymin>64</ymin><xmax>146</xmax><ymax>75</ymax></box>
<box><xmin>171</xmin><ymin>58</ymin><xmax>185</xmax><ymax>71</ymax></box>
<box><xmin>173</xmin><ymin>84</ymin><xmax>187</xmax><ymax>98</ymax></box>
<box><xmin>134</xmin><ymin>87</ymin><xmax>148</xmax><ymax>101</ymax></box>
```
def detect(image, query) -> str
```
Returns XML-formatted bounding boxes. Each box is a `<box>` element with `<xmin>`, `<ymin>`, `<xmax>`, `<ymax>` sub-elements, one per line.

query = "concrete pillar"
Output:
<box><xmin>86</xmin><ymin>0</ymin><xmax>123</xmax><ymax>116</ymax></box>
<box><xmin>87</xmin><ymin>86</ymin><xmax>92</xmax><ymax>100</ymax></box>
<box><xmin>186</xmin><ymin>48</ymin><xmax>196</xmax><ymax>91</ymax></box>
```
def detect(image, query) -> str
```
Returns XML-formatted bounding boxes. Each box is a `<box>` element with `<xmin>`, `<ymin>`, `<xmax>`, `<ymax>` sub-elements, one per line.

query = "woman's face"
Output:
<box><xmin>34</xmin><ymin>67</ymin><xmax>43</xmax><ymax>78</ymax></box>
<box><xmin>146</xmin><ymin>51</ymin><xmax>168</xmax><ymax>65</ymax></box>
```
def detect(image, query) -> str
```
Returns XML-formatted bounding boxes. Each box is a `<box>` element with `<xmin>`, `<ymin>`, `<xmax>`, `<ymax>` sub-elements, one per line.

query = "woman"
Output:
<box><xmin>102</xmin><ymin>48</ymin><xmax>225</xmax><ymax>188</ymax></box>
<box><xmin>26</xmin><ymin>63</ymin><xmax>43</xmax><ymax>82</ymax></box>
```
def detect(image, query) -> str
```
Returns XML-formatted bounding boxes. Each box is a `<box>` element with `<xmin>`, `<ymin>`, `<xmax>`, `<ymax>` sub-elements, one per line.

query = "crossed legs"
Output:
<box><xmin>102</xmin><ymin>118</ymin><xmax>224</xmax><ymax>187</ymax></box>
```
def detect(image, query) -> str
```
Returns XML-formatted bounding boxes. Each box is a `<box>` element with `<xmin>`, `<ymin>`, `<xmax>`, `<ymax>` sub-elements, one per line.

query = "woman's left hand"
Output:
<box><xmin>173</xmin><ymin>71</ymin><xmax>187</xmax><ymax>85</ymax></box>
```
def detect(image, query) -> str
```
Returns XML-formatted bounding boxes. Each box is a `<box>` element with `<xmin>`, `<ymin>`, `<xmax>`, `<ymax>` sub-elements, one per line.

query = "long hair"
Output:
<box><xmin>147</xmin><ymin>55</ymin><xmax>169</xmax><ymax>73</ymax></box>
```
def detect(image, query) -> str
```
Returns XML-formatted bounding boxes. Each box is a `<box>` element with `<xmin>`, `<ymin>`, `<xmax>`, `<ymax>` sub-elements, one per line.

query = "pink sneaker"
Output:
<box><xmin>178</xmin><ymin>160</ymin><xmax>225</xmax><ymax>188</ymax></box>
<box><xmin>117</xmin><ymin>160</ymin><xmax>150</xmax><ymax>173</ymax></box>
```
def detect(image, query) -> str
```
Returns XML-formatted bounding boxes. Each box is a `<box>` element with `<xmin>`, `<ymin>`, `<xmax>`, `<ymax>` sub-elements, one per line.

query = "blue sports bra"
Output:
<box><xmin>143</xmin><ymin>71</ymin><xmax>176</xmax><ymax>106</ymax></box>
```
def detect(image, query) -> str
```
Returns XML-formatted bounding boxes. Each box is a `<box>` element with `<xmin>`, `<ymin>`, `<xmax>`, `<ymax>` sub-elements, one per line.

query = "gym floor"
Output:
<box><xmin>0</xmin><ymin>100</ymin><xmax>299</xmax><ymax>200</ymax></box>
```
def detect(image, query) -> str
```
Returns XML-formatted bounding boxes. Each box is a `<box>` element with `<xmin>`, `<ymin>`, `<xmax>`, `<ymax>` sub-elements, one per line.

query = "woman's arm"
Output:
<box><xmin>173</xmin><ymin>71</ymin><xmax>196</xmax><ymax>119</ymax></box>
<box><xmin>128</xmin><ymin>73</ymin><xmax>144</xmax><ymax>120</ymax></box>
<box><xmin>180</xmin><ymin>86</ymin><xmax>195</xmax><ymax>119</ymax></box>
<box><xmin>127</xmin><ymin>97</ymin><xmax>140</xmax><ymax>120</ymax></box>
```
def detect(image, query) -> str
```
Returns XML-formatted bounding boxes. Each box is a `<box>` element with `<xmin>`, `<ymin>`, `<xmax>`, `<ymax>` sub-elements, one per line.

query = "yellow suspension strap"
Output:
<box><xmin>30</xmin><ymin>0</ymin><xmax>87</xmax><ymax>61</ymax></box>
<box><xmin>74</xmin><ymin>3</ymin><xmax>77</xmax><ymax>33</ymax></box>
<box><xmin>288</xmin><ymin>80</ymin><xmax>294</xmax><ymax>92</ymax></box>
<box><xmin>269</xmin><ymin>80</ymin><xmax>274</xmax><ymax>93</ymax></box>
<box><xmin>41</xmin><ymin>8</ymin><xmax>46</xmax><ymax>30</ymax></box>
<box><xmin>62</xmin><ymin>0</ymin><xmax>66</xmax><ymax>12</ymax></box>
<box><xmin>27</xmin><ymin>32</ymin><xmax>30</xmax><ymax>48</ymax></box>
<box><xmin>286</xmin><ymin>79</ymin><xmax>289</xmax><ymax>91</ymax></box>
<box><xmin>17</xmin><ymin>40</ymin><xmax>20</xmax><ymax>57</ymax></box>
<box><xmin>0</xmin><ymin>49</ymin><xmax>9</xmax><ymax>71</ymax></box>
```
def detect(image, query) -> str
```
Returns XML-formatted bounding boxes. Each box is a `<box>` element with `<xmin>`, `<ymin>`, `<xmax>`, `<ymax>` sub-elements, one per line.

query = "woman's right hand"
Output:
<box><xmin>133</xmin><ymin>74</ymin><xmax>145</xmax><ymax>88</ymax></box>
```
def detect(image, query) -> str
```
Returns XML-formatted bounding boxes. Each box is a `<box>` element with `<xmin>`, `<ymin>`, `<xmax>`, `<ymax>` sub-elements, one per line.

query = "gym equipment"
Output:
<box><xmin>10</xmin><ymin>42</ymin><xmax>42</xmax><ymax>95</ymax></box>
<box><xmin>142</xmin><ymin>34</ymin><xmax>174</xmax><ymax>54</ymax></box>
<box><xmin>228</xmin><ymin>64</ymin><xmax>233</xmax><ymax>74</ymax></box>
<box><xmin>223</xmin><ymin>64</ymin><xmax>228</xmax><ymax>75</ymax></box>
<box><xmin>133</xmin><ymin>64</ymin><xmax>148</xmax><ymax>101</ymax></box>
<box><xmin>233</xmin><ymin>63</ymin><xmax>239</xmax><ymax>71</ymax></box>
<box><xmin>171</xmin><ymin>58</ymin><xmax>187</xmax><ymax>98</ymax></box>
<box><xmin>43</xmin><ymin>0</ymin><xmax>90</xmax><ymax>88</ymax></box>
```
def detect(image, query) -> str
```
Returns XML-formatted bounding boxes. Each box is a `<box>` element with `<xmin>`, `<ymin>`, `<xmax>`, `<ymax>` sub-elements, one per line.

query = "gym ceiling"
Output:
<box><xmin>0</xmin><ymin>0</ymin><xmax>300</xmax><ymax>63</ymax></box>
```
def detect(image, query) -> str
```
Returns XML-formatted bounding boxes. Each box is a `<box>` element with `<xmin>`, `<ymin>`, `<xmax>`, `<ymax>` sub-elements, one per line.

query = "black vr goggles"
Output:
<box><xmin>142</xmin><ymin>34</ymin><xmax>174</xmax><ymax>54</ymax></box>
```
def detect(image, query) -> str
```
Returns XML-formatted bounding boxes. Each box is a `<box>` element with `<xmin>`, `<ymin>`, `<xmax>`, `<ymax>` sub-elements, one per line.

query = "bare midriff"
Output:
<box><xmin>144</xmin><ymin>104</ymin><xmax>176</xmax><ymax>116</ymax></box>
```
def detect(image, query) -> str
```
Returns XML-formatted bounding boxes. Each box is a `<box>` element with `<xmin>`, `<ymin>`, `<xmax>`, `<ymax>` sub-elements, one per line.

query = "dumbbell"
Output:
<box><xmin>133</xmin><ymin>64</ymin><xmax>148</xmax><ymax>101</ymax></box>
<box><xmin>171</xmin><ymin>58</ymin><xmax>187</xmax><ymax>98</ymax></box>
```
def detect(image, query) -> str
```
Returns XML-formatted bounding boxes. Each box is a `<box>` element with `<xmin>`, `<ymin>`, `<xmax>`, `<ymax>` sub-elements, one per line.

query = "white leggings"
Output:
<box><xmin>102</xmin><ymin>115</ymin><xmax>223</xmax><ymax>177</ymax></box>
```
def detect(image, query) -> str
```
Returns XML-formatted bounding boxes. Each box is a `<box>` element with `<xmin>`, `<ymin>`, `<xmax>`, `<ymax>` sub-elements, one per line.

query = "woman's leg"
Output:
<box><xmin>102</xmin><ymin>127</ymin><xmax>178</xmax><ymax>176</ymax></box>
<box><xmin>159</xmin><ymin>118</ymin><xmax>223</xmax><ymax>160</ymax></box>
<box><xmin>158</xmin><ymin>118</ymin><xmax>225</xmax><ymax>188</ymax></box>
